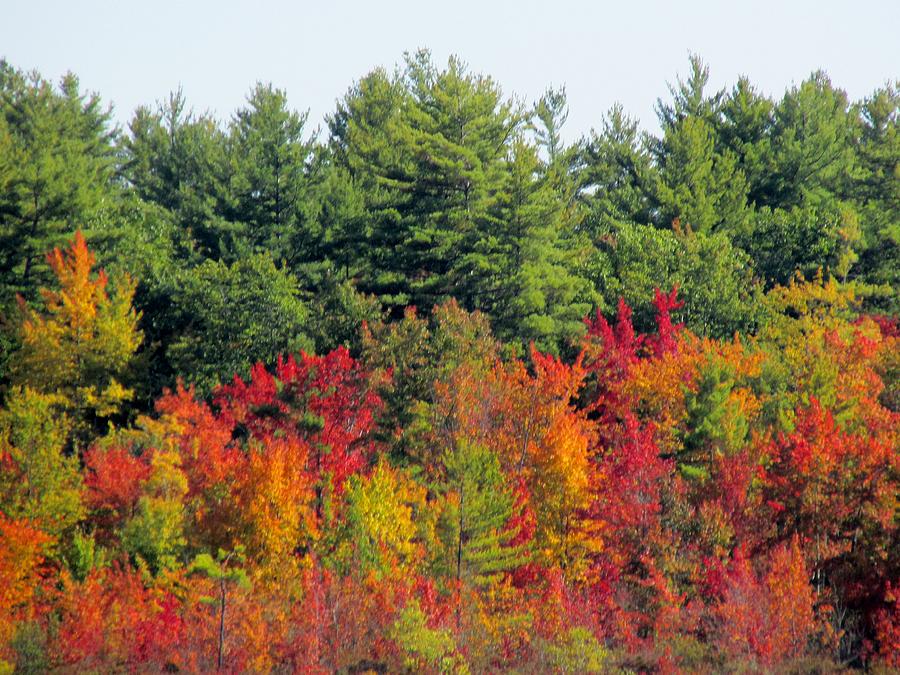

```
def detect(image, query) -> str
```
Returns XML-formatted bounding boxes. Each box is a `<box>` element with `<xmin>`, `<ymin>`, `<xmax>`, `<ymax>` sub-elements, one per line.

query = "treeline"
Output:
<box><xmin>0</xmin><ymin>53</ymin><xmax>897</xmax><ymax>672</ymax></box>
<box><xmin>1</xmin><ymin>53</ymin><xmax>897</xmax><ymax>394</ymax></box>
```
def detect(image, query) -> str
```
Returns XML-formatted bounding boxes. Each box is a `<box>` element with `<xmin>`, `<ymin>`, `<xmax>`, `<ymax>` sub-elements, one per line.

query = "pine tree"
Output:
<box><xmin>439</xmin><ymin>440</ymin><xmax>529</xmax><ymax>589</ymax></box>
<box><xmin>123</xmin><ymin>90</ymin><xmax>233</xmax><ymax>260</ymax></box>
<box><xmin>650</xmin><ymin>57</ymin><xmax>750</xmax><ymax>236</ymax></box>
<box><xmin>469</xmin><ymin>138</ymin><xmax>594</xmax><ymax>352</ymax></box>
<box><xmin>762</xmin><ymin>71</ymin><xmax>858</xmax><ymax>209</ymax></box>
<box><xmin>331</xmin><ymin>51</ymin><xmax>523</xmax><ymax>314</ymax></box>
<box><xmin>0</xmin><ymin>62</ymin><xmax>117</xmax><ymax>300</ymax></box>
<box><xmin>578</xmin><ymin>104</ymin><xmax>657</xmax><ymax>228</ymax></box>
<box><xmin>716</xmin><ymin>77</ymin><xmax>774</xmax><ymax>204</ymax></box>
<box><xmin>854</xmin><ymin>82</ymin><xmax>899</xmax><ymax>311</ymax></box>
<box><xmin>227</xmin><ymin>83</ymin><xmax>316</xmax><ymax>263</ymax></box>
<box><xmin>653</xmin><ymin>114</ymin><xmax>751</xmax><ymax>235</ymax></box>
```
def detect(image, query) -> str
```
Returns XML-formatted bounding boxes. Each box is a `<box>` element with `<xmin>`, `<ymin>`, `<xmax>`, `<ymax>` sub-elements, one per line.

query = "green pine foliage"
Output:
<box><xmin>0</xmin><ymin>62</ymin><xmax>117</xmax><ymax>301</ymax></box>
<box><xmin>438</xmin><ymin>440</ymin><xmax>530</xmax><ymax>588</ymax></box>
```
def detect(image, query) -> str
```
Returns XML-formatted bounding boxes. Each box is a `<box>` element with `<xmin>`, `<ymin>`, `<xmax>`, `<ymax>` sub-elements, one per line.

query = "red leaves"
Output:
<box><xmin>155</xmin><ymin>383</ymin><xmax>238</xmax><ymax>494</ymax></box>
<box><xmin>762</xmin><ymin>398</ymin><xmax>897</xmax><ymax>561</ymax></box>
<box><xmin>591</xmin><ymin>416</ymin><xmax>671</xmax><ymax>552</ymax></box>
<box><xmin>582</xmin><ymin>287</ymin><xmax>685</xmax><ymax>430</ymax></box>
<box><xmin>53</xmin><ymin>566</ymin><xmax>183</xmax><ymax>670</ymax></box>
<box><xmin>276</xmin><ymin>563</ymin><xmax>408</xmax><ymax>672</ymax></box>
<box><xmin>647</xmin><ymin>286</ymin><xmax>685</xmax><ymax>357</ymax></box>
<box><xmin>869</xmin><ymin>581</ymin><xmax>900</xmax><ymax>668</ymax></box>
<box><xmin>83</xmin><ymin>445</ymin><xmax>150</xmax><ymax>533</ymax></box>
<box><xmin>216</xmin><ymin>347</ymin><xmax>382</xmax><ymax>492</ymax></box>
<box><xmin>6</xmin><ymin>278</ymin><xmax>899</xmax><ymax>670</ymax></box>
<box><xmin>583</xmin><ymin>298</ymin><xmax>642</xmax><ymax>427</ymax></box>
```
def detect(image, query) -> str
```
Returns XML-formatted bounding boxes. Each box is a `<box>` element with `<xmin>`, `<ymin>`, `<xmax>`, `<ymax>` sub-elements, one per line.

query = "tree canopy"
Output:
<box><xmin>0</xmin><ymin>53</ymin><xmax>897</xmax><ymax>673</ymax></box>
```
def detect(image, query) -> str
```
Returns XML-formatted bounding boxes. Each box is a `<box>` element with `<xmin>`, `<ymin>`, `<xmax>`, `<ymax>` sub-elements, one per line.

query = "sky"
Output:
<box><xmin>2</xmin><ymin>0</ymin><xmax>898</xmax><ymax>141</ymax></box>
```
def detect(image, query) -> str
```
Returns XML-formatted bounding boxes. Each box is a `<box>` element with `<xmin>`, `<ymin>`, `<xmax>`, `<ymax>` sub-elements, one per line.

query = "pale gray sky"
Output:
<box><xmin>2</xmin><ymin>0</ymin><xmax>898</xmax><ymax>140</ymax></box>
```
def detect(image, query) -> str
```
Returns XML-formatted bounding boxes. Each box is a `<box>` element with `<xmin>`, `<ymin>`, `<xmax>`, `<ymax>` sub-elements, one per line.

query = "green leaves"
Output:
<box><xmin>0</xmin><ymin>387</ymin><xmax>84</xmax><ymax>544</ymax></box>
<box><xmin>190</xmin><ymin>547</ymin><xmax>250</xmax><ymax>589</ymax></box>
<box><xmin>391</xmin><ymin>601</ymin><xmax>467</xmax><ymax>674</ymax></box>
<box><xmin>121</xmin><ymin>448</ymin><xmax>188</xmax><ymax>574</ymax></box>
<box><xmin>166</xmin><ymin>253</ymin><xmax>312</xmax><ymax>392</ymax></box>
<box><xmin>653</xmin><ymin>114</ymin><xmax>750</xmax><ymax>236</ymax></box>
<box><xmin>592</xmin><ymin>220</ymin><xmax>762</xmax><ymax>338</ymax></box>
<box><xmin>439</xmin><ymin>440</ymin><xmax>530</xmax><ymax>588</ymax></box>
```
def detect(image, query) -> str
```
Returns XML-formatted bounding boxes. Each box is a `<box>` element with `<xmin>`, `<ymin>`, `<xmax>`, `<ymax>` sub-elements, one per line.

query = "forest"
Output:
<box><xmin>0</xmin><ymin>51</ymin><xmax>897</xmax><ymax>672</ymax></box>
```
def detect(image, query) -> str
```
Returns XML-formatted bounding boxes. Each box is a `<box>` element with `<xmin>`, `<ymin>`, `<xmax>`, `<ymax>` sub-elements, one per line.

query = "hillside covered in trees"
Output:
<box><xmin>0</xmin><ymin>53</ymin><xmax>897</xmax><ymax>672</ymax></box>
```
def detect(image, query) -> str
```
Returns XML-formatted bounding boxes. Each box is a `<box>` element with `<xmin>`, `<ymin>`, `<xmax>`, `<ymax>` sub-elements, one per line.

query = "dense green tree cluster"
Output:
<box><xmin>0</xmin><ymin>52</ymin><xmax>896</xmax><ymax>399</ymax></box>
<box><xmin>579</xmin><ymin>57</ymin><xmax>897</xmax><ymax>324</ymax></box>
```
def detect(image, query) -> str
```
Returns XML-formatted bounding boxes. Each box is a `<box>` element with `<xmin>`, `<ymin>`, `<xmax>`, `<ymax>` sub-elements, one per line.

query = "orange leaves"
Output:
<box><xmin>153</xmin><ymin>384</ymin><xmax>244</xmax><ymax>552</ymax></box>
<box><xmin>0</xmin><ymin>515</ymin><xmax>50</xmax><ymax>659</ymax></box>
<box><xmin>41</xmin><ymin>231</ymin><xmax>105</xmax><ymax>328</ymax></box>
<box><xmin>765</xmin><ymin>538</ymin><xmax>816</xmax><ymax>658</ymax></box>
<box><xmin>276</xmin><ymin>565</ymin><xmax>410</xmax><ymax>672</ymax></box>
<box><xmin>83</xmin><ymin>444</ymin><xmax>150</xmax><ymax>535</ymax></box>
<box><xmin>711</xmin><ymin>538</ymin><xmax>815</xmax><ymax>665</ymax></box>
<box><xmin>432</xmin><ymin>347</ymin><xmax>595</xmax><ymax>572</ymax></box>
<box><xmin>238</xmin><ymin>436</ymin><xmax>315</xmax><ymax>565</ymax></box>
<box><xmin>4</xmin><ymin>265</ymin><xmax>900</xmax><ymax>671</ymax></box>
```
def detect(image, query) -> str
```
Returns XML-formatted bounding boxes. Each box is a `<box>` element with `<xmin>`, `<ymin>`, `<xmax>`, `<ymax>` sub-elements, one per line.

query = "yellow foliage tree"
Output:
<box><xmin>11</xmin><ymin>231</ymin><xmax>142</xmax><ymax>445</ymax></box>
<box><xmin>339</xmin><ymin>459</ymin><xmax>426</xmax><ymax>579</ymax></box>
<box><xmin>0</xmin><ymin>386</ymin><xmax>84</xmax><ymax>543</ymax></box>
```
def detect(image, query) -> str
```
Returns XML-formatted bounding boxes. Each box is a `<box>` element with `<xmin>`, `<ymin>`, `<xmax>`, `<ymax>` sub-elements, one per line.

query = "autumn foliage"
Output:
<box><xmin>0</xmin><ymin>235</ymin><xmax>898</xmax><ymax>672</ymax></box>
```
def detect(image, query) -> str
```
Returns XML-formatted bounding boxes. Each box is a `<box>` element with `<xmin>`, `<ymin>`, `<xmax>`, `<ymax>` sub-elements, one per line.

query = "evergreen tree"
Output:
<box><xmin>716</xmin><ymin>77</ymin><xmax>774</xmax><ymax>206</ymax></box>
<box><xmin>853</xmin><ymin>83</ymin><xmax>899</xmax><ymax>310</ymax></box>
<box><xmin>438</xmin><ymin>440</ymin><xmax>529</xmax><ymax>588</ymax></box>
<box><xmin>655</xmin><ymin>54</ymin><xmax>724</xmax><ymax>132</ymax></box>
<box><xmin>651</xmin><ymin>58</ymin><xmax>750</xmax><ymax>235</ymax></box>
<box><xmin>330</xmin><ymin>51</ymin><xmax>523</xmax><ymax>313</ymax></box>
<box><xmin>331</xmin><ymin>52</ymin><xmax>592</xmax><ymax>350</ymax></box>
<box><xmin>760</xmin><ymin>72</ymin><xmax>858</xmax><ymax>209</ymax></box>
<box><xmin>227</xmin><ymin>83</ymin><xmax>316</xmax><ymax>263</ymax></box>
<box><xmin>122</xmin><ymin>90</ymin><xmax>233</xmax><ymax>260</ymax></box>
<box><xmin>578</xmin><ymin>104</ymin><xmax>657</xmax><ymax>228</ymax></box>
<box><xmin>531</xmin><ymin>86</ymin><xmax>569</xmax><ymax>164</ymax></box>
<box><xmin>0</xmin><ymin>62</ymin><xmax>117</xmax><ymax>300</ymax></box>
<box><xmin>652</xmin><ymin>114</ymin><xmax>750</xmax><ymax>235</ymax></box>
<box><xmin>462</xmin><ymin>138</ymin><xmax>594</xmax><ymax>352</ymax></box>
